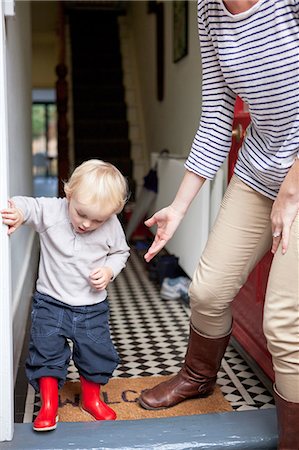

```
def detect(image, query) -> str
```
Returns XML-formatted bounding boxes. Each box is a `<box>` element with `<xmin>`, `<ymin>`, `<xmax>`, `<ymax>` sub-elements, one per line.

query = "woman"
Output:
<box><xmin>138</xmin><ymin>1</ymin><xmax>299</xmax><ymax>448</ymax></box>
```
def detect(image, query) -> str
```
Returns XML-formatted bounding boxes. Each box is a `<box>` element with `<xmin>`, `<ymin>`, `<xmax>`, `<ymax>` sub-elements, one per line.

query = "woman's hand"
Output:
<box><xmin>271</xmin><ymin>158</ymin><xmax>299</xmax><ymax>255</ymax></box>
<box><xmin>144</xmin><ymin>206</ymin><xmax>184</xmax><ymax>262</ymax></box>
<box><xmin>89</xmin><ymin>266</ymin><xmax>114</xmax><ymax>291</ymax></box>
<box><xmin>144</xmin><ymin>170</ymin><xmax>206</xmax><ymax>262</ymax></box>
<box><xmin>1</xmin><ymin>199</ymin><xmax>24</xmax><ymax>235</ymax></box>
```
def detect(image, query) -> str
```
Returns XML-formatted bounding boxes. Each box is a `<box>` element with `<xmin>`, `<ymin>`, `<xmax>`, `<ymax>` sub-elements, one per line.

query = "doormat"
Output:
<box><xmin>58</xmin><ymin>376</ymin><xmax>232</xmax><ymax>421</ymax></box>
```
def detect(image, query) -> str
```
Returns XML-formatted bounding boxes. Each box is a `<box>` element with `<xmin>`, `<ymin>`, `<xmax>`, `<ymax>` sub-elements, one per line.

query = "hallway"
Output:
<box><xmin>15</xmin><ymin>237</ymin><xmax>275</xmax><ymax>424</ymax></box>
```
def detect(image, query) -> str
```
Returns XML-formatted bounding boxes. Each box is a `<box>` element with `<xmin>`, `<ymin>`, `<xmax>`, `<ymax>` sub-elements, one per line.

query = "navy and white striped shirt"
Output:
<box><xmin>185</xmin><ymin>0</ymin><xmax>299</xmax><ymax>199</ymax></box>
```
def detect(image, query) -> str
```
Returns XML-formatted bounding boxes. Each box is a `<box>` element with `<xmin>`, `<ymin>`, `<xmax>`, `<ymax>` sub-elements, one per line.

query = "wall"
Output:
<box><xmin>5</xmin><ymin>1</ymin><xmax>39</xmax><ymax>379</ymax></box>
<box><xmin>118</xmin><ymin>15</ymin><xmax>148</xmax><ymax>196</ymax></box>
<box><xmin>127</xmin><ymin>2</ymin><xmax>228</xmax><ymax>276</ymax></box>
<box><xmin>151</xmin><ymin>155</ymin><xmax>227</xmax><ymax>277</ymax></box>
<box><xmin>128</xmin><ymin>1</ymin><xmax>202</xmax><ymax>159</ymax></box>
<box><xmin>31</xmin><ymin>1</ymin><xmax>59</xmax><ymax>88</ymax></box>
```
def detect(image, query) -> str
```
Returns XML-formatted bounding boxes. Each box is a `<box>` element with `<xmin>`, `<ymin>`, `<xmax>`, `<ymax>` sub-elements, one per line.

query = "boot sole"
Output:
<box><xmin>79</xmin><ymin>405</ymin><xmax>116</xmax><ymax>421</ymax></box>
<box><xmin>138</xmin><ymin>390</ymin><xmax>214</xmax><ymax>411</ymax></box>
<box><xmin>138</xmin><ymin>397</ymin><xmax>168</xmax><ymax>410</ymax></box>
<box><xmin>79</xmin><ymin>406</ymin><xmax>97</xmax><ymax>421</ymax></box>
<box><xmin>33</xmin><ymin>415</ymin><xmax>58</xmax><ymax>432</ymax></box>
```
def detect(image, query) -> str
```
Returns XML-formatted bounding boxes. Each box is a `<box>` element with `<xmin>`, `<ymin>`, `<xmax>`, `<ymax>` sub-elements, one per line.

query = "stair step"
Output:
<box><xmin>74</xmin><ymin>139</ymin><xmax>131</xmax><ymax>158</ymax></box>
<box><xmin>72</xmin><ymin>76</ymin><xmax>122</xmax><ymax>87</ymax></box>
<box><xmin>72</xmin><ymin>44</ymin><xmax>121</xmax><ymax>56</ymax></box>
<box><xmin>1</xmin><ymin>410</ymin><xmax>278</xmax><ymax>450</ymax></box>
<box><xmin>69</xmin><ymin>12</ymin><xmax>120</xmax><ymax>30</ymax></box>
<box><xmin>72</xmin><ymin>54</ymin><xmax>122</xmax><ymax>68</ymax></box>
<box><xmin>73</xmin><ymin>102</ymin><xmax>127</xmax><ymax>120</ymax></box>
<box><xmin>71</xmin><ymin>35</ymin><xmax>120</xmax><ymax>48</ymax></box>
<box><xmin>71</xmin><ymin>36</ymin><xmax>120</xmax><ymax>49</ymax></box>
<box><xmin>73</xmin><ymin>85</ymin><xmax>125</xmax><ymax>102</ymax></box>
<box><xmin>72</xmin><ymin>68</ymin><xmax>123</xmax><ymax>84</ymax></box>
<box><xmin>75</xmin><ymin>120</ymin><xmax>128</xmax><ymax>139</ymax></box>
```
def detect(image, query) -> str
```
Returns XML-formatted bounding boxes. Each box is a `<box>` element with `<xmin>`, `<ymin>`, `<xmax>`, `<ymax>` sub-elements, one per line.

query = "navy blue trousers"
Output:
<box><xmin>26</xmin><ymin>292</ymin><xmax>119</xmax><ymax>392</ymax></box>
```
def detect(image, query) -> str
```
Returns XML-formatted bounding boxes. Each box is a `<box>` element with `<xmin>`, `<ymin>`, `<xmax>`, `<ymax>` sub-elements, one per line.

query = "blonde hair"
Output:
<box><xmin>64</xmin><ymin>159</ymin><xmax>128</xmax><ymax>214</ymax></box>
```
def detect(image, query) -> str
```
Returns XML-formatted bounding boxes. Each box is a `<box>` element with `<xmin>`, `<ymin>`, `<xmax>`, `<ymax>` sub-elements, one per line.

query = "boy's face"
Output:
<box><xmin>67</xmin><ymin>194</ymin><xmax>113</xmax><ymax>234</ymax></box>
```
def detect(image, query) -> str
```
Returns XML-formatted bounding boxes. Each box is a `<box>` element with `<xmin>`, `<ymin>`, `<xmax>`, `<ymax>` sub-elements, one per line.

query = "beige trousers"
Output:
<box><xmin>189</xmin><ymin>175</ymin><xmax>299</xmax><ymax>401</ymax></box>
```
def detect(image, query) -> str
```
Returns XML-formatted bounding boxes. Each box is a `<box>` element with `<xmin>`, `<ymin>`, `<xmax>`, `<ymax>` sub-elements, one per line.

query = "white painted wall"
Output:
<box><xmin>127</xmin><ymin>2</ymin><xmax>228</xmax><ymax>273</ymax></box>
<box><xmin>149</xmin><ymin>154</ymin><xmax>227</xmax><ymax>278</ymax></box>
<box><xmin>5</xmin><ymin>1</ymin><xmax>39</xmax><ymax>381</ymax></box>
<box><xmin>118</xmin><ymin>14</ymin><xmax>148</xmax><ymax>197</ymax></box>
<box><xmin>31</xmin><ymin>1</ymin><xmax>59</xmax><ymax>89</ymax></box>
<box><xmin>154</xmin><ymin>157</ymin><xmax>210</xmax><ymax>278</ymax></box>
<box><xmin>0</xmin><ymin>2</ymin><xmax>38</xmax><ymax>441</ymax></box>
<box><xmin>128</xmin><ymin>1</ymin><xmax>202</xmax><ymax>159</ymax></box>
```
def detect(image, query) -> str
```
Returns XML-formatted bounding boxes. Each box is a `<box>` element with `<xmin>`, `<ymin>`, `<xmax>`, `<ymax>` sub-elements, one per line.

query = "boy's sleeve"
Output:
<box><xmin>105</xmin><ymin>216</ymin><xmax>130</xmax><ymax>280</ymax></box>
<box><xmin>12</xmin><ymin>196</ymin><xmax>57</xmax><ymax>233</ymax></box>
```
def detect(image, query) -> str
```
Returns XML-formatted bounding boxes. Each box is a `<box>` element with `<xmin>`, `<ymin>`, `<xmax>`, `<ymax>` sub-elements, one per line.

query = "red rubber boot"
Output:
<box><xmin>33</xmin><ymin>377</ymin><xmax>59</xmax><ymax>431</ymax></box>
<box><xmin>80</xmin><ymin>376</ymin><xmax>116</xmax><ymax>420</ymax></box>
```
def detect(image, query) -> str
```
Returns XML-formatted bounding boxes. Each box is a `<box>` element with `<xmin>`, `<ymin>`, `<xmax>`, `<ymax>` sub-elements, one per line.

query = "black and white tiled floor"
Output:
<box><xmin>17</xmin><ymin>245</ymin><xmax>275</xmax><ymax>423</ymax></box>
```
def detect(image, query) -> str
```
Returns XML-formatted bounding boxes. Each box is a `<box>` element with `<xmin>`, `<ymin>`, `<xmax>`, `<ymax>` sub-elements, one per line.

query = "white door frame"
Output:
<box><xmin>0</xmin><ymin>1</ymin><xmax>14</xmax><ymax>442</ymax></box>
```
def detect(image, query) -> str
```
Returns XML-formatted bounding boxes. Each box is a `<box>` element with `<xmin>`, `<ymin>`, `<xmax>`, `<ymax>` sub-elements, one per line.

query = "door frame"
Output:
<box><xmin>0</xmin><ymin>2</ymin><xmax>14</xmax><ymax>442</ymax></box>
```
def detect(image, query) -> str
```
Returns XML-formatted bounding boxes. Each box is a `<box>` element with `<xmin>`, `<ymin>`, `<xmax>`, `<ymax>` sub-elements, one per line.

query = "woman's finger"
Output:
<box><xmin>271</xmin><ymin>229</ymin><xmax>282</xmax><ymax>254</ymax></box>
<box><xmin>144</xmin><ymin>240</ymin><xmax>167</xmax><ymax>262</ymax></box>
<box><xmin>144</xmin><ymin>216</ymin><xmax>156</xmax><ymax>227</ymax></box>
<box><xmin>281</xmin><ymin>227</ymin><xmax>290</xmax><ymax>255</ymax></box>
<box><xmin>271</xmin><ymin>237</ymin><xmax>281</xmax><ymax>254</ymax></box>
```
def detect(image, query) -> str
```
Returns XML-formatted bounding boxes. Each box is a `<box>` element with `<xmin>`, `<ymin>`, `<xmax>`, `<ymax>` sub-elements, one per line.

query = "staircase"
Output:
<box><xmin>69</xmin><ymin>9</ymin><xmax>133</xmax><ymax>187</ymax></box>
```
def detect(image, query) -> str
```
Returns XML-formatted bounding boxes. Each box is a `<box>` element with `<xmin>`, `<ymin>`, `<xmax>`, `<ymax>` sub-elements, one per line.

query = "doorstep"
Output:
<box><xmin>0</xmin><ymin>409</ymin><xmax>277</xmax><ymax>450</ymax></box>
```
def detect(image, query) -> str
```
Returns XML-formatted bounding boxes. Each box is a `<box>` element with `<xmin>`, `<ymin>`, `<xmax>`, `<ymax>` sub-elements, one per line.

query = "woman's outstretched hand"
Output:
<box><xmin>143</xmin><ymin>170</ymin><xmax>206</xmax><ymax>262</ymax></box>
<box><xmin>143</xmin><ymin>205</ymin><xmax>184</xmax><ymax>262</ymax></box>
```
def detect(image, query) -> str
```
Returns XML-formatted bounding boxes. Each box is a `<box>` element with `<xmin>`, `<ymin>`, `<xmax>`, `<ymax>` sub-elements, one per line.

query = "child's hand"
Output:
<box><xmin>89</xmin><ymin>266</ymin><xmax>114</xmax><ymax>291</ymax></box>
<box><xmin>1</xmin><ymin>199</ymin><xmax>24</xmax><ymax>235</ymax></box>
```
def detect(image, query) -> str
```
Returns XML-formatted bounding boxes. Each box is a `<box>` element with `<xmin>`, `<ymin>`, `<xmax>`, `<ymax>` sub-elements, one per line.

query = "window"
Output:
<box><xmin>32</xmin><ymin>89</ymin><xmax>58</xmax><ymax>196</ymax></box>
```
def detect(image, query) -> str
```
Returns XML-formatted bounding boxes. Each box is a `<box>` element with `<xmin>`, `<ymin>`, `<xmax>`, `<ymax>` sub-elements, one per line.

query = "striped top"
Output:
<box><xmin>185</xmin><ymin>0</ymin><xmax>299</xmax><ymax>199</ymax></box>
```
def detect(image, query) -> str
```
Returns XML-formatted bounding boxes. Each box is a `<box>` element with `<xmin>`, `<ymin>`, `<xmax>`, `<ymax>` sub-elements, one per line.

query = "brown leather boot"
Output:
<box><xmin>274</xmin><ymin>385</ymin><xmax>299</xmax><ymax>450</ymax></box>
<box><xmin>138</xmin><ymin>324</ymin><xmax>231</xmax><ymax>410</ymax></box>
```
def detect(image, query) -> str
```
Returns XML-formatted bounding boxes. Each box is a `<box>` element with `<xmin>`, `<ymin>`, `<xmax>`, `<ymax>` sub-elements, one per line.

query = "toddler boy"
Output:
<box><xmin>1</xmin><ymin>159</ymin><xmax>130</xmax><ymax>431</ymax></box>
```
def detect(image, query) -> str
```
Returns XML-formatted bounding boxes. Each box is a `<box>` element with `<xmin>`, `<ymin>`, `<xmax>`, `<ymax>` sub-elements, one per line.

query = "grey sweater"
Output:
<box><xmin>13</xmin><ymin>196</ymin><xmax>130</xmax><ymax>306</ymax></box>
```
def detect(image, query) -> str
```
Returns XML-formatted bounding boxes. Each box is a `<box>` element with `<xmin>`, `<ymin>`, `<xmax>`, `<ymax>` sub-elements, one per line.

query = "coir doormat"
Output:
<box><xmin>58</xmin><ymin>375</ymin><xmax>232</xmax><ymax>421</ymax></box>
